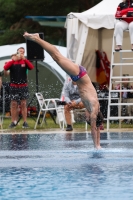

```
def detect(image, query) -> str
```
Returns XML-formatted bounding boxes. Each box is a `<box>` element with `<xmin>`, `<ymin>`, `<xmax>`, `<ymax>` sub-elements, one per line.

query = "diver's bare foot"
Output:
<box><xmin>23</xmin><ymin>32</ymin><xmax>40</xmax><ymax>41</ymax></box>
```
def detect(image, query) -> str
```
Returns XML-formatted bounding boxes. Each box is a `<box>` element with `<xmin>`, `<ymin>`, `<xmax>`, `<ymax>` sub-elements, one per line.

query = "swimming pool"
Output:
<box><xmin>0</xmin><ymin>132</ymin><xmax>133</xmax><ymax>200</ymax></box>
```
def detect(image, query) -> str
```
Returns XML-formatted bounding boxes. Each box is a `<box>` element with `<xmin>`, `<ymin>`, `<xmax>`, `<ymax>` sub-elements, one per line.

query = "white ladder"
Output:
<box><xmin>107</xmin><ymin>31</ymin><xmax>133</xmax><ymax>131</ymax></box>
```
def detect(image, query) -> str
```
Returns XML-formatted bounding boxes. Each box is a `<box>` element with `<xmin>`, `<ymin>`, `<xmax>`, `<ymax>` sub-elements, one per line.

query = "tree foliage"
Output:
<box><xmin>0</xmin><ymin>0</ymin><xmax>102</xmax><ymax>45</ymax></box>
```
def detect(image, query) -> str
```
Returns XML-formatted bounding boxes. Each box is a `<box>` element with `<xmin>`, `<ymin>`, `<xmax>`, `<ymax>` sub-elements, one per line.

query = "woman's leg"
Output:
<box><xmin>64</xmin><ymin>102</ymin><xmax>84</xmax><ymax>125</ymax></box>
<box><xmin>129</xmin><ymin>22</ymin><xmax>133</xmax><ymax>49</ymax></box>
<box><xmin>11</xmin><ymin>100</ymin><xmax>18</xmax><ymax>123</ymax></box>
<box><xmin>64</xmin><ymin>104</ymin><xmax>72</xmax><ymax>125</ymax></box>
<box><xmin>20</xmin><ymin>99</ymin><xmax>27</xmax><ymax>122</ymax></box>
<box><xmin>114</xmin><ymin>20</ymin><xmax>128</xmax><ymax>49</ymax></box>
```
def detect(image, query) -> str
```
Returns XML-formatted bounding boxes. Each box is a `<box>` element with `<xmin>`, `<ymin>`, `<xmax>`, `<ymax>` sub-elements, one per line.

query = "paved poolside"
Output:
<box><xmin>1</xmin><ymin>127</ymin><xmax>133</xmax><ymax>134</ymax></box>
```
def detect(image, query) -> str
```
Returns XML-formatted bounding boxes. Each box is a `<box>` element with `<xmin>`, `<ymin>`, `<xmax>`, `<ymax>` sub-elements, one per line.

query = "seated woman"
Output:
<box><xmin>115</xmin><ymin>0</ymin><xmax>133</xmax><ymax>51</ymax></box>
<box><xmin>63</xmin><ymin>78</ymin><xmax>85</xmax><ymax>131</ymax></box>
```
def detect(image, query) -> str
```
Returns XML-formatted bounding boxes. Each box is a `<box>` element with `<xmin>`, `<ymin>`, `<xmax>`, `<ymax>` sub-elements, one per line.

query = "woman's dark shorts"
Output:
<box><xmin>10</xmin><ymin>86</ymin><xmax>29</xmax><ymax>101</ymax></box>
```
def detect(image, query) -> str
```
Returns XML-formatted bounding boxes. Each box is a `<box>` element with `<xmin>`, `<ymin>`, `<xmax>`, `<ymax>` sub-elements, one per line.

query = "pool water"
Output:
<box><xmin>0</xmin><ymin>132</ymin><xmax>133</xmax><ymax>200</ymax></box>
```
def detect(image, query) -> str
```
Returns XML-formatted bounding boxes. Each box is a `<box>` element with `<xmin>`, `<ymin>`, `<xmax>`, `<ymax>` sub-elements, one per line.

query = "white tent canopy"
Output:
<box><xmin>68</xmin><ymin>0</ymin><xmax>121</xmax><ymax>29</ymax></box>
<box><xmin>65</xmin><ymin>0</ymin><xmax>132</xmax><ymax>81</ymax></box>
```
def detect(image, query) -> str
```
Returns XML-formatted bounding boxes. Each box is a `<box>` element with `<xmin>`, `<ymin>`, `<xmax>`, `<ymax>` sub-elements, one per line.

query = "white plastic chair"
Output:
<box><xmin>34</xmin><ymin>93</ymin><xmax>65</xmax><ymax>130</ymax></box>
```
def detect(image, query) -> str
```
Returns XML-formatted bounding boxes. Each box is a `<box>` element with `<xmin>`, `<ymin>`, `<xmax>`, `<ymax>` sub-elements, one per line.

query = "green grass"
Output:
<box><xmin>2</xmin><ymin>117</ymin><xmax>59</xmax><ymax>131</ymax></box>
<box><xmin>108</xmin><ymin>122</ymin><xmax>133</xmax><ymax>129</ymax></box>
<box><xmin>1</xmin><ymin>116</ymin><xmax>133</xmax><ymax>132</ymax></box>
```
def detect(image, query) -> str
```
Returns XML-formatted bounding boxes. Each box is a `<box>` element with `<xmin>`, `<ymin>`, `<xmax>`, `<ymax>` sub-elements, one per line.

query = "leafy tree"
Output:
<box><xmin>0</xmin><ymin>0</ymin><xmax>102</xmax><ymax>29</ymax></box>
<box><xmin>0</xmin><ymin>0</ymin><xmax>102</xmax><ymax>45</ymax></box>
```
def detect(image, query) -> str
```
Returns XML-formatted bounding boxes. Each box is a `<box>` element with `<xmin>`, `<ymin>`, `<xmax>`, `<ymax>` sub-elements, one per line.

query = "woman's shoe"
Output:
<box><xmin>66</xmin><ymin>125</ymin><xmax>73</xmax><ymax>131</ymax></box>
<box><xmin>115</xmin><ymin>48</ymin><xmax>122</xmax><ymax>51</ymax></box>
